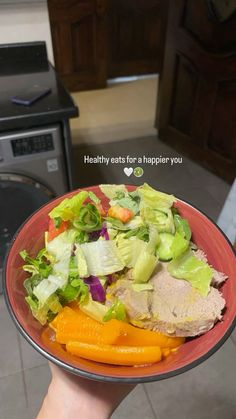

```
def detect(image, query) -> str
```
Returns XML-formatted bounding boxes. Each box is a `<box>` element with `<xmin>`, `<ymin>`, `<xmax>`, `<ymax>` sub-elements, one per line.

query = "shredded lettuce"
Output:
<box><xmin>124</xmin><ymin>225</ymin><xmax>149</xmax><ymax>241</ymax></box>
<box><xmin>103</xmin><ymin>298</ymin><xmax>126</xmax><ymax>322</ymax></box>
<box><xmin>49</xmin><ymin>191</ymin><xmax>89</xmax><ymax>221</ymax></box>
<box><xmin>46</xmin><ymin>231</ymin><xmax>73</xmax><ymax>279</ymax></box>
<box><xmin>25</xmin><ymin>296</ymin><xmax>48</xmax><ymax>325</ymax></box>
<box><xmin>75</xmin><ymin>245</ymin><xmax>89</xmax><ymax>278</ymax></box>
<box><xmin>80</xmin><ymin>240</ymin><xmax>124</xmax><ymax>276</ymax></box>
<box><xmin>116</xmin><ymin>235</ymin><xmax>147</xmax><ymax>268</ymax></box>
<box><xmin>174</xmin><ymin>214</ymin><xmax>191</xmax><ymax>241</ymax></box>
<box><xmin>138</xmin><ymin>183</ymin><xmax>176</xmax><ymax>209</ymax></box>
<box><xmin>133</xmin><ymin>251</ymin><xmax>158</xmax><ymax>283</ymax></box>
<box><xmin>146</xmin><ymin>224</ymin><xmax>160</xmax><ymax>254</ymax></box>
<box><xmin>110</xmin><ymin>193</ymin><xmax>140</xmax><ymax>215</ymax></box>
<box><xmin>58</xmin><ymin>280</ymin><xmax>88</xmax><ymax>304</ymax></box>
<box><xmin>170</xmin><ymin>231</ymin><xmax>189</xmax><ymax>259</ymax></box>
<box><xmin>131</xmin><ymin>283</ymin><xmax>154</xmax><ymax>292</ymax></box>
<box><xmin>80</xmin><ymin>297</ymin><xmax>108</xmax><ymax>322</ymax></box>
<box><xmin>105</xmin><ymin>217</ymin><xmax>129</xmax><ymax>231</ymax></box>
<box><xmin>107</xmin><ymin>228</ymin><xmax>118</xmax><ymax>240</ymax></box>
<box><xmin>33</xmin><ymin>274</ymin><xmax>66</xmax><ymax>305</ymax></box>
<box><xmin>125</xmin><ymin>215</ymin><xmax>145</xmax><ymax>230</ymax></box>
<box><xmin>73</xmin><ymin>203</ymin><xmax>102</xmax><ymax>232</ymax></box>
<box><xmin>168</xmin><ymin>250</ymin><xmax>213</xmax><ymax>296</ymax></box>
<box><xmin>20</xmin><ymin>249</ymin><xmax>52</xmax><ymax>278</ymax></box>
<box><xmin>99</xmin><ymin>184</ymin><xmax>128</xmax><ymax>200</ymax></box>
<box><xmin>156</xmin><ymin>233</ymin><xmax>174</xmax><ymax>261</ymax></box>
<box><xmin>88</xmin><ymin>191</ymin><xmax>100</xmax><ymax>204</ymax></box>
<box><xmin>24</xmin><ymin>274</ymin><xmax>42</xmax><ymax>297</ymax></box>
<box><xmin>141</xmin><ymin>207</ymin><xmax>175</xmax><ymax>234</ymax></box>
<box><xmin>25</xmin><ymin>294</ymin><xmax>62</xmax><ymax>325</ymax></box>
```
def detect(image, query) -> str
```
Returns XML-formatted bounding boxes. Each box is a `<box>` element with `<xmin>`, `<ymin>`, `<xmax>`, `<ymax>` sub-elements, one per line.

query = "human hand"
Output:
<box><xmin>37</xmin><ymin>362</ymin><xmax>136</xmax><ymax>419</ymax></box>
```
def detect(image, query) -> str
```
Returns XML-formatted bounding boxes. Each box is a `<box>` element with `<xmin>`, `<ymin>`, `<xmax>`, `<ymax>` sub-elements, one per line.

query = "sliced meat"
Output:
<box><xmin>146</xmin><ymin>263</ymin><xmax>225</xmax><ymax>336</ymax></box>
<box><xmin>194</xmin><ymin>249</ymin><xmax>228</xmax><ymax>287</ymax></box>
<box><xmin>106</xmin><ymin>279</ymin><xmax>152</xmax><ymax>321</ymax></box>
<box><xmin>107</xmin><ymin>263</ymin><xmax>226</xmax><ymax>337</ymax></box>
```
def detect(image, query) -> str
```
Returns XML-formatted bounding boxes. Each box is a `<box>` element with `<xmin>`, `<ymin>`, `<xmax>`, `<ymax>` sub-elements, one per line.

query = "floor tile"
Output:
<box><xmin>230</xmin><ymin>328</ymin><xmax>236</xmax><ymax>346</ymax></box>
<box><xmin>28</xmin><ymin>402</ymin><xmax>43</xmax><ymax>419</ymax></box>
<box><xmin>0</xmin><ymin>407</ymin><xmax>29</xmax><ymax>419</ymax></box>
<box><xmin>0</xmin><ymin>296</ymin><xmax>22</xmax><ymax>378</ymax></box>
<box><xmin>19</xmin><ymin>335</ymin><xmax>47</xmax><ymax>370</ymax></box>
<box><xmin>145</xmin><ymin>337</ymin><xmax>236</xmax><ymax>419</ymax></box>
<box><xmin>111</xmin><ymin>384</ymin><xmax>156</xmax><ymax>419</ymax></box>
<box><xmin>24</xmin><ymin>364</ymin><xmax>51</xmax><ymax>418</ymax></box>
<box><xmin>0</xmin><ymin>371</ymin><xmax>29</xmax><ymax>419</ymax></box>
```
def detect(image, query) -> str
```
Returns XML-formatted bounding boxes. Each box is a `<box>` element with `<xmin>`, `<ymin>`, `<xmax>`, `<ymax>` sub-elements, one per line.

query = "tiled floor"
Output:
<box><xmin>1</xmin><ymin>135</ymin><xmax>235</xmax><ymax>418</ymax></box>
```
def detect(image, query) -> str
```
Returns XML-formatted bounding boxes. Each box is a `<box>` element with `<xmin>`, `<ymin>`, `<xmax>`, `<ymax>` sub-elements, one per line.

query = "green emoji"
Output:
<box><xmin>134</xmin><ymin>167</ymin><xmax>144</xmax><ymax>177</ymax></box>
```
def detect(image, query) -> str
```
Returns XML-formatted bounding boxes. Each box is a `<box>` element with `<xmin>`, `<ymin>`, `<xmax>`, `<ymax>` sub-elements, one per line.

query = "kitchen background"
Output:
<box><xmin>0</xmin><ymin>1</ymin><xmax>236</xmax><ymax>418</ymax></box>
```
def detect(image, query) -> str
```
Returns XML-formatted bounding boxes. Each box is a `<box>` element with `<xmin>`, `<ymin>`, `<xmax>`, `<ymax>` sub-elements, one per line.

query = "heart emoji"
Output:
<box><xmin>124</xmin><ymin>167</ymin><xmax>133</xmax><ymax>177</ymax></box>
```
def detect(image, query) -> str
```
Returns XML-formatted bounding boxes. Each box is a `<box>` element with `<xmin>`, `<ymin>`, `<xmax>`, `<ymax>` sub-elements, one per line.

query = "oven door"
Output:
<box><xmin>0</xmin><ymin>173</ymin><xmax>54</xmax><ymax>293</ymax></box>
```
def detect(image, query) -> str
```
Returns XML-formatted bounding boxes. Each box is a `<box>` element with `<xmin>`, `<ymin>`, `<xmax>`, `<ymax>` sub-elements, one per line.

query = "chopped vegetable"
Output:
<box><xmin>80</xmin><ymin>240</ymin><xmax>124</xmax><ymax>276</ymax></box>
<box><xmin>132</xmin><ymin>251</ymin><xmax>158</xmax><ymax>283</ymax></box>
<box><xmin>66</xmin><ymin>341</ymin><xmax>162</xmax><ymax>365</ymax></box>
<box><xmin>84</xmin><ymin>276</ymin><xmax>106</xmax><ymax>303</ymax></box>
<box><xmin>131</xmin><ymin>283</ymin><xmax>154</xmax><ymax>292</ymax></box>
<box><xmin>174</xmin><ymin>214</ymin><xmax>191</xmax><ymax>241</ymax></box>
<box><xmin>99</xmin><ymin>184</ymin><xmax>128</xmax><ymax>200</ymax></box>
<box><xmin>20</xmin><ymin>249</ymin><xmax>52</xmax><ymax>278</ymax></box>
<box><xmin>170</xmin><ymin>231</ymin><xmax>189</xmax><ymax>259</ymax></box>
<box><xmin>80</xmin><ymin>297</ymin><xmax>109</xmax><ymax>322</ymax></box>
<box><xmin>48</xmin><ymin>219</ymin><xmax>69</xmax><ymax>242</ymax></box>
<box><xmin>73</xmin><ymin>203</ymin><xmax>102</xmax><ymax>232</ymax></box>
<box><xmin>141</xmin><ymin>207</ymin><xmax>175</xmax><ymax>234</ymax></box>
<box><xmin>110</xmin><ymin>193</ymin><xmax>140</xmax><ymax>215</ymax></box>
<box><xmin>75</xmin><ymin>245</ymin><xmax>89</xmax><ymax>278</ymax></box>
<box><xmin>116</xmin><ymin>235</ymin><xmax>147</xmax><ymax>268</ymax></box>
<box><xmin>156</xmin><ymin>233</ymin><xmax>175</xmax><ymax>261</ymax></box>
<box><xmin>88</xmin><ymin>191</ymin><xmax>100</xmax><ymax>204</ymax></box>
<box><xmin>124</xmin><ymin>225</ymin><xmax>149</xmax><ymax>241</ymax></box>
<box><xmin>51</xmin><ymin>307</ymin><xmax>121</xmax><ymax>345</ymax></box>
<box><xmin>49</xmin><ymin>191</ymin><xmax>89</xmax><ymax>221</ymax></box>
<box><xmin>111</xmin><ymin>320</ymin><xmax>184</xmax><ymax>348</ymax></box>
<box><xmin>103</xmin><ymin>298</ymin><xmax>126</xmax><ymax>322</ymax></box>
<box><xmin>138</xmin><ymin>183</ymin><xmax>176</xmax><ymax>209</ymax></box>
<box><xmin>33</xmin><ymin>274</ymin><xmax>66</xmax><ymax>305</ymax></box>
<box><xmin>108</xmin><ymin>205</ymin><xmax>134</xmax><ymax>223</ymax></box>
<box><xmin>168</xmin><ymin>250</ymin><xmax>213</xmax><ymax>296</ymax></box>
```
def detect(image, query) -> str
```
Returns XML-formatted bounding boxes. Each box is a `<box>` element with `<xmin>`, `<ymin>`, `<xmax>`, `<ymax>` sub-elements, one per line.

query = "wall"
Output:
<box><xmin>0</xmin><ymin>0</ymin><xmax>54</xmax><ymax>64</ymax></box>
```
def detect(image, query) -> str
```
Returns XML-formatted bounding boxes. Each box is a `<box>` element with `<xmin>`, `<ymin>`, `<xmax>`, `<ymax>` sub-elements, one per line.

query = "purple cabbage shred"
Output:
<box><xmin>84</xmin><ymin>276</ymin><xmax>106</xmax><ymax>303</ymax></box>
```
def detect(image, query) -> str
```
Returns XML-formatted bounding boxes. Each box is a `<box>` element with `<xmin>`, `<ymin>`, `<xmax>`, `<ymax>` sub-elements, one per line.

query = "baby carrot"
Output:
<box><xmin>66</xmin><ymin>341</ymin><xmax>162</xmax><ymax>366</ymax></box>
<box><xmin>107</xmin><ymin>319</ymin><xmax>184</xmax><ymax>348</ymax></box>
<box><xmin>51</xmin><ymin>307</ymin><xmax>122</xmax><ymax>345</ymax></box>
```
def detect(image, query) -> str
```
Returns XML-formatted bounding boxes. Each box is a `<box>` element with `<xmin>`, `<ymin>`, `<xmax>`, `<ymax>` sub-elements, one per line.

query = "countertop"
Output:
<box><xmin>0</xmin><ymin>62</ymin><xmax>78</xmax><ymax>132</ymax></box>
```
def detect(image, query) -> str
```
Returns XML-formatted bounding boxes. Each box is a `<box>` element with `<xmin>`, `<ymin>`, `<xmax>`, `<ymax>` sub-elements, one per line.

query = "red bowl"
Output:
<box><xmin>3</xmin><ymin>185</ymin><xmax>236</xmax><ymax>383</ymax></box>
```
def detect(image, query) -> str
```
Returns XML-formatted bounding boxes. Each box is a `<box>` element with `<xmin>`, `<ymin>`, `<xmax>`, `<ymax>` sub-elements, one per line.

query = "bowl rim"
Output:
<box><xmin>3</xmin><ymin>186</ymin><xmax>236</xmax><ymax>383</ymax></box>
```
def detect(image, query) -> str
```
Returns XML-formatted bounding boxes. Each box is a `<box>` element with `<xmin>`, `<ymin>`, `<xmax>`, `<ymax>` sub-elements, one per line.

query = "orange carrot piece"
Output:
<box><xmin>108</xmin><ymin>205</ymin><xmax>134</xmax><ymax>223</ymax></box>
<box><xmin>162</xmin><ymin>348</ymin><xmax>171</xmax><ymax>358</ymax></box>
<box><xmin>107</xmin><ymin>319</ymin><xmax>184</xmax><ymax>349</ymax></box>
<box><xmin>66</xmin><ymin>341</ymin><xmax>162</xmax><ymax>366</ymax></box>
<box><xmin>51</xmin><ymin>307</ymin><xmax>122</xmax><ymax>345</ymax></box>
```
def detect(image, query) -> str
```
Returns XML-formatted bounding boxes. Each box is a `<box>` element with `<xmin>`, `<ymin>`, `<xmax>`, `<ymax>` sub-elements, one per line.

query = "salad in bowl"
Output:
<box><xmin>18</xmin><ymin>183</ymin><xmax>228</xmax><ymax>367</ymax></box>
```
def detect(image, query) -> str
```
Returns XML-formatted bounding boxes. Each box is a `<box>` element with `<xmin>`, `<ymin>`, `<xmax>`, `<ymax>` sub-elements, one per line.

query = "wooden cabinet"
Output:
<box><xmin>157</xmin><ymin>0</ymin><xmax>236</xmax><ymax>183</ymax></box>
<box><xmin>48</xmin><ymin>0</ymin><xmax>108</xmax><ymax>91</ymax></box>
<box><xmin>48</xmin><ymin>0</ymin><xmax>163</xmax><ymax>91</ymax></box>
<box><xmin>108</xmin><ymin>0</ymin><xmax>162</xmax><ymax>78</ymax></box>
